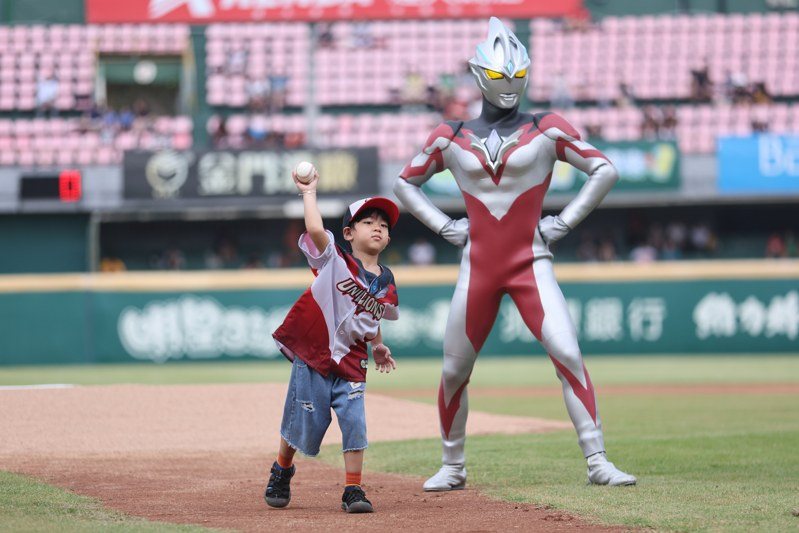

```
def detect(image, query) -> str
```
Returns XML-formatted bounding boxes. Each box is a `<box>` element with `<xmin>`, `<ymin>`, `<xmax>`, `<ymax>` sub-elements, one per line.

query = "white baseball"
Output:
<box><xmin>295</xmin><ymin>161</ymin><xmax>316</xmax><ymax>184</ymax></box>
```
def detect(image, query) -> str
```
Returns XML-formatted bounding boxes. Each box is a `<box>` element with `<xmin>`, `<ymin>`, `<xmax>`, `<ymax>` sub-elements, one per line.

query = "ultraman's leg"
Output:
<box><xmin>530</xmin><ymin>259</ymin><xmax>605</xmax><ymax>457</ymax></box>
<box><xmin>439</xmin><ymin>242</ymin><xmax>502</xmax><ymax>465</ymax></box>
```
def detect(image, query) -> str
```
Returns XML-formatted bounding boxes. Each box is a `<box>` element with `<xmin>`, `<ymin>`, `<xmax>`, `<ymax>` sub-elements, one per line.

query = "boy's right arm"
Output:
<box><xmin>294</xmin><ymin>169</ymin><xmax>329</xmax><ymax>252</ymax></box>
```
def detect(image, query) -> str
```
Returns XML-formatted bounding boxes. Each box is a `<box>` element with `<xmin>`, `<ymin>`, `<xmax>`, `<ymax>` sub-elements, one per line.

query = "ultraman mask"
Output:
<box><xmin>468</xmin><ymin>17</ymin><xmax>530</xmax><ymax>110</ymax></box>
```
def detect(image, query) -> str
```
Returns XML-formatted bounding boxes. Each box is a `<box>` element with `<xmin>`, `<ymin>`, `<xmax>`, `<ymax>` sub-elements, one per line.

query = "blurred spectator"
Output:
<box><xmin>269</xmin><ymin>73</ymin><xmax>290</xmax><ymax>111</ymax></box>
<box><xmin>206</xmin><ymin>233</ymin><xmax>239</xmax><ymax>269</ymax></box>
<box><xmin>246</xmin><ymin>115</ymin><xmax>269</xmax><ymax>147</ymax></box>
<box><xmin>641</xmin><ymin>106</ymin><xmax>661</xmax><ymax>141</ymax></box>
<box><xmin>100</xmin><ymin>256</ymin><xmax>127</xmax><ymax>272</ymax></box>
<box><xmin>209</xmin><ymin>115</ymin><xmax>230</xmax><ymax>148</ymax></box>
<box><xmin>584</xmin><ymin>124</ymin><xmax>603</xmax><ymax>141</ymax></box>
<box><xmin>155</xmin><ymin>245</ymin><xmax>186</xmax><ymax>270</ymax></box>
<box><xmin>751</xmin><ymin>82</ymin><xmax>773</xmax><ymax>105</ymax></box>
<box><xmin>666</xmin><ymin>222</ymin><xmax>687</xmax><ymax>250</ymax></box>
<box><xmin>442</xmin><ymin>98</ymin><xmax>469</xmax><ymax>121</ymax></box>
<box><xmin>576</xmin><ymin>234</ymin><xmax>598</xmax><ymax>262</ymax></box>
<box><xmin>786</xmin><ymin>231</ymin><xmax>797</xmax><ymax>258</ymax></box>
<box><xmin>351</xmin><ymin>22</ymin><xmax>374</xmax><ymax>48</ymax></box>
<box><xmin>765</xmin><ymin>233</ymin><xmax>787</xmax><ymax>258</ymax></box>
<box><xmin>316</xmin><ymin>23</ymin><xmax>335</xmax><ymax>49</ymax></box>
<box><xmin>660</xmin><ymin>106</ymin><xmax>678</xmax><ymax>140</ymax></box>
<box><xmin>751</xmin><ymin>118</ymin><xmax>769</xmax><ymax>133</ymax></box>
<box><xmin>408</xmin><ymin>238</ymin><xmax>436</xmax><ymax>265</ymax></box>
<box><xmin>99</xmin><ymin>107</ymin><xmax>119</xmax><ymax>145</ymax></box>
<box><xmin>243</xmin><ymin>253</ymin><xmax>264</xmax><ymax>269</ymax></box>
<box><xmin>729</xmin><ymin>69</ymin><xmax>750</xmax><ymax>104</ymax></box>
<box><xmin>616</xmin><ymin>81</ymin><xmax>636</xmax><ymax>107</ymax></box>
<box><xmin>133</xmin><ymin>97</ymin><xmax>151</xmax><ymax>118</ymax></box>
<box><xmin>689</xmin><ymin>223</ymin><xmax>718</xmax><ymax>253</ymax></box>
<box><xmin>690</xmin><ymin>60</ymin><xmax>712</xmax><ymax>102</ymax></box>
<box><xmin>597</xmin><ymin>238</ymin><xmax>617</xmax><ymax>262</ymax></box>
<box><xmin>401</xmin><ymin>70</ymin><xmax>427</xmax><ymax>107</ymax></box>
<box><xmin>35</xmin><ymin>73</ymin><xmax>59</xmax><ymax>117</ymax></box>
<box><xmin>225</xmin><ymin>45</ymin><xmax>248</xmax><ymax>75</ymax></box>
<box><xmin>246</xmin><ymin>75</ymin><xmax>270</xmax><ymax>112</ymax></box>
<box><xmin>118</xmin><ymin>107</ymin><xmax>135</xmax><ymax>131</ymax></box>
<box><xmin>283</xmin><ymin>131</ymin><xmax>306</xmax><ymax>150</ymax></box>
<box><xmin>629</xmin><ymin>240</ymin><xmax>658</xmax><ymax>263</ymax></box>
<box><xmin>660</xmin><ymin>239</ymin><xmax>682</xmax><ymax>260</ymax></box>
<box><xmin>550</xmin><ymin>71</ymin><xmax>573</xmax><ymax>109</ymax></box>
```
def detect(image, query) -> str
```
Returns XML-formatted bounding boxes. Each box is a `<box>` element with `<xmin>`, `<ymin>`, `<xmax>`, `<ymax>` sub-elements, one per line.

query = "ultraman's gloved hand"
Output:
<box><xmin>439</xmin><ymin>218</ymin><xmax>470</xmax><ymax>247</ymax></box>
<box><xmin>538</xmin><ymin>215</ymin><xmax>571</xmax><ymax>246</ymax></box>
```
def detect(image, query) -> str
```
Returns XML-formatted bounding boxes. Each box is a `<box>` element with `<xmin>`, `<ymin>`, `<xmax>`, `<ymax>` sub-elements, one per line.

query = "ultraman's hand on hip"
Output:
<box><xmin>538</xmin><ymin>215</ymin><xmax>571</xmax><ymax>245</ymax></box>
<box><xmin>439</xmin><ymin>217</ymin><xmax>470</xmax><ymax>247</ymax></box>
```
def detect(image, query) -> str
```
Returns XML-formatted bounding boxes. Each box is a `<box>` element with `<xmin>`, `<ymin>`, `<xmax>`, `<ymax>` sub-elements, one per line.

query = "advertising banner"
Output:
<box><xmin>1</xmin><ymin>276</ymin><xmax>796</xmax><ymax>365</ymax></box>
<box><xmin>422</xmin><ymin>140</ymin><xmax>680</xmax><ymax>198</ymax></box>
<box><xmin>86</xmin><ymin>0</ymin><xmax>586</xmax><ymax>23</ymax></box>
<box><xmin>123</xmin><ymin>147</ymin><xmax>379</xmax><ymax>202</ymax></box>
<box><xmin>718</xmin><ymin>135</ymin><xmax>799</xmax><ymax>194</ymax></box>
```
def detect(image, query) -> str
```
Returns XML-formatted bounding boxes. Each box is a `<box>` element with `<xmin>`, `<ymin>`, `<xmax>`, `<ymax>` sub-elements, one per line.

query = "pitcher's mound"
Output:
<box><xmin>1</xmin><ymin>384</ymin><xmax>618</xmax><ymax>532</ymax></box>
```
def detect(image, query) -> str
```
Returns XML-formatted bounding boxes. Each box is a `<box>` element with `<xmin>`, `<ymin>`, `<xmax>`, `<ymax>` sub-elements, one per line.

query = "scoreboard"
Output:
<box><xmin>19</xmin><ymin>170</ymin><xmax>82</xmax><ymax>203</ymax></box>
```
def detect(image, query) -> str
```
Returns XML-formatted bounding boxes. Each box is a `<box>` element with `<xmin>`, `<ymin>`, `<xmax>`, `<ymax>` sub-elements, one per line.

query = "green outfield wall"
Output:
<box><xmin>0</xmin><ymin>261</ymin><xmax>797</xmax><ymax>365</ymax></box>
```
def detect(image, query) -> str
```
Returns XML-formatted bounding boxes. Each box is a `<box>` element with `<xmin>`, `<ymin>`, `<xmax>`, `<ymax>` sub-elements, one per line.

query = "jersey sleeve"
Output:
<box><xmin>298</xmin><ymin>230</ymin><xmax>336</xmax><ymax>271</ymax></box>
<box><xmin>379</xmin><ymin>271</ymin><xmax>399</xmax><ymax>321</ymax></box>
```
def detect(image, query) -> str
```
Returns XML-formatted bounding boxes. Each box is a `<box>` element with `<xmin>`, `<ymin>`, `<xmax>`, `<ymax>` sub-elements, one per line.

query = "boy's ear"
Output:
<box><xmin>342</xmin><ymin>226</ymin><xmax>353</xmax><ymax>241</ymax></box>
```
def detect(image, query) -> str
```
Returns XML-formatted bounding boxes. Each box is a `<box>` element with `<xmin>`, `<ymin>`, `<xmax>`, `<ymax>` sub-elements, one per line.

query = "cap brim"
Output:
<box><xmin>350</xmin><ymin>197</ymin><xmax>400</xmax><ymax>229</ymax></box>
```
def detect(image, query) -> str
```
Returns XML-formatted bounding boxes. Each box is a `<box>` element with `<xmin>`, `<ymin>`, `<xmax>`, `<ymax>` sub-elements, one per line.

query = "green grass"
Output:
<box><xmin>0</xmin><ymin>471</ymin><xmax>219</xmax><ymax>533</ymax></box>
<box><xmin>326</xmin><ymin>390</ymin><xmax>799</xmax><ymax>532</ymax></box>
<box><xmin>2</xmin><ymin>355</ymin><xmax>798</xmax><ymax>531</ymax></box>
<box><xmin>1</xmin><ymin>355</ymin><xmax>797</xmax><ymax>388</ymax></box>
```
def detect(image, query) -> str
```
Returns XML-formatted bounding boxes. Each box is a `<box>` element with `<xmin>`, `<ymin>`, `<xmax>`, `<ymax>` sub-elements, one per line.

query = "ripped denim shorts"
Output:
<box><xmin>279</xmin><ymin>356</ymin><xmax>367</xmax><ymax>457</ymax></box>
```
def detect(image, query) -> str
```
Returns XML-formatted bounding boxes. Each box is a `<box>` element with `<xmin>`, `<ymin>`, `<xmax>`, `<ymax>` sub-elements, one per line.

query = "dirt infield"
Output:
<box><xmin>0</xmin><ymin>383</ymin><xmax>628</xmax><ymax>532</ymax></box>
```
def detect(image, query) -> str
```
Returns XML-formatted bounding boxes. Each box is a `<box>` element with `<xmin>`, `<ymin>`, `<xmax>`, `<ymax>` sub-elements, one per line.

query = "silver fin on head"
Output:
<box><xmin>470</xmin><ymin>17</ymin><xmax>530</xmax><ymax>79</ymax></box>
<box><xmin>468</xmin><ymin>17</ymin><xmax>530</xmax><ymax>110</ymax></box>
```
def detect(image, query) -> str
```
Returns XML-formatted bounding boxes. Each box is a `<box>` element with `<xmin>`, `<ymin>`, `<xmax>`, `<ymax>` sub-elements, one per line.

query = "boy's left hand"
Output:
<box><xmin>372</xmin><ymin>343</ymin><xmax>396</xmax><ymax>373</ymax></box>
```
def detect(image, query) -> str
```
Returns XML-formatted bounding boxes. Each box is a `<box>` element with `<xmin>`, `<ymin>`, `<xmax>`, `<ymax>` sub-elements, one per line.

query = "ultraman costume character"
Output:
<box><xmin>393</xmin><ymin>18</ymin><xmax>636</xmax><ymax>489</ymax></box>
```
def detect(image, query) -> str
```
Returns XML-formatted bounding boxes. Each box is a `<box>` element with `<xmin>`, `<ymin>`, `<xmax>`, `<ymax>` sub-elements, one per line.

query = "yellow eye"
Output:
<box><xmin>514</xmin><ymin>68</ymin><xmax>527</xmax><ymax>78</ymax></box>
<box><xmin>485</xmin><ymin>69</ymin><xmax>504</xmax><ymax>80</ymax></box>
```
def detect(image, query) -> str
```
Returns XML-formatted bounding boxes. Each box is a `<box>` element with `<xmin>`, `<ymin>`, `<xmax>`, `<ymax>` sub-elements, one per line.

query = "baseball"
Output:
<box><xmin>295</xmin><ymin>161</ymin><xmax>316</xmax><ymax>184</ymax></box>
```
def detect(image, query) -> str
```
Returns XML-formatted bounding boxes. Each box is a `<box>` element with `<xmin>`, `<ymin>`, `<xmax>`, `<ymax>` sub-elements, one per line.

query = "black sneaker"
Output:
<box><xmin>341</xmin><ymin>485</ymin><xmax>373</xmax><ymax>513</ymax></box>
<box><xmin>264</xmin><ymin>462</ymin><xmax>295</xmax><ymax>508</ymax></box>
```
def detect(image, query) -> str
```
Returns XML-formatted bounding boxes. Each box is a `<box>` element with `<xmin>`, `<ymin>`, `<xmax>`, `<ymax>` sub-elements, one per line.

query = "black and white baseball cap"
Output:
<box><xmin>342</xmin><ymin>197</ymin><xmax>400</xmax><ymax>230</ymax></box>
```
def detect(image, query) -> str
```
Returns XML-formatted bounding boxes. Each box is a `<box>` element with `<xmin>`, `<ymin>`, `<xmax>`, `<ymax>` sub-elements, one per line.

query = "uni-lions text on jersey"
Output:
<box><xmin>273</xmin><ymin>229</ymin><xmax>399</xmax><ymax>382</ymax></box>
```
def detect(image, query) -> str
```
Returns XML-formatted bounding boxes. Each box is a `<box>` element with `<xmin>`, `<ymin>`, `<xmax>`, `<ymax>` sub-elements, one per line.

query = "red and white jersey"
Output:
<box><xmin>273</xmin><ymin>230</ymin><xmax>399</xmax><ymax>382</ymax></box>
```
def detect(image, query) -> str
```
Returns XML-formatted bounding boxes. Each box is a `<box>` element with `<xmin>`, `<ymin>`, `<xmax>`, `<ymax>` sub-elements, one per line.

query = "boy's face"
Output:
<box><xmin>344</xmin><ymin>213</ymin><xmax>390</xmax><ymax>255</ymax></box>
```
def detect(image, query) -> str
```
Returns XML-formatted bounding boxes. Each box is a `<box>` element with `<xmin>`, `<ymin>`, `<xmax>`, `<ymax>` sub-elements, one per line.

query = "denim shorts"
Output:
<box><xmin>280</xmin><ymin>356</ymin><xmax>368</xmax><ymax>457</ymax></box>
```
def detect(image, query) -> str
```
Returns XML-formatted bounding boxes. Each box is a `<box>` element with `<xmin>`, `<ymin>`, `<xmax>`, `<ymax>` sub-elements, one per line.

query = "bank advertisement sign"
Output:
<box><xmin>1</xmin><ymin>279</ymin><xmax>797</xmax><ymax>365</ymax></box>
<box><xmin>422</xmin><ymin>141</ymin><xmax>680</xmax><ymax>198</ymax></box>
<box><xmin>124</xmin><ymin>147</ymin><xmax>379</xmax><ymax>203</ymax></box>
<box><xmin>718</xmin><ymin>135</ymin><xmax>799</xmax><ymax>194</ymax></box>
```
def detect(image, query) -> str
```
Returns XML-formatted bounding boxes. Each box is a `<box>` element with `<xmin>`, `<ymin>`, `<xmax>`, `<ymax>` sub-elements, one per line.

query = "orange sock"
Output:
<box><xmin>277</xmin><ymin>452</ymin><xmax>293</xmax><ymax>469</ymax></box>
<box><xmin>345</xmin><ymin>472</ymin><xmax>362</xmax><ymax>487</ymax></box>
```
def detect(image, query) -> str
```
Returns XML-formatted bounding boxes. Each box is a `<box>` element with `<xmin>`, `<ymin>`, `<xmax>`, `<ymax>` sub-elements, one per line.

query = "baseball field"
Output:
<box><xmin>1</xmin><ymin>355</ymin><xmax>797</xmax><ymax>532</ymax></box>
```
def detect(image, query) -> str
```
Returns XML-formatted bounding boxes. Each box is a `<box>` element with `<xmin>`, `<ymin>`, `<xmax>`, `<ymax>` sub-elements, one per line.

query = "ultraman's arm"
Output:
<box><xmin>393</xmin><ymin>122</ymin><xmax>462</xmax><ymax>237</ymax></box>
<box><xmin>537</xmin><ymin>112</ymin><xmax>619</xmax><ymax>231</ymax></box>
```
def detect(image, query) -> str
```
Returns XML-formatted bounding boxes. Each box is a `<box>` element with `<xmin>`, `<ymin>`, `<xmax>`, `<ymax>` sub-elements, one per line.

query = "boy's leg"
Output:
<box><xmin>265</xmin><ymin>437</ymin><xmax>297</xmax><ymax>508</ymax></box>
<box><xmin>343</xmin><ymin>449</ymin><xmax>364</xmax><ymax>487</ymax></box>
<box><xmin>332</xmin><ymin>379</ymin><xmax>373</xmax><ymax>513</ymax></box>
<box><xmin>266</xmin><ymin>358</ymin><xmax>334</xmax><ymax>508</ymax></box>
<box><xmin>277</xmin><ymin>438</ymin><xmax>296</xmax><ymax>468</ymax></box>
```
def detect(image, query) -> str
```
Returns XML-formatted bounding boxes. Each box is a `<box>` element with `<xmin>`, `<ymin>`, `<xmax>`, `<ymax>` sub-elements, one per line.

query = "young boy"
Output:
<box><xmin>265</xmin><ymin>167</ymin><xmax>400</xmax><ymax>513</ymax></box>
